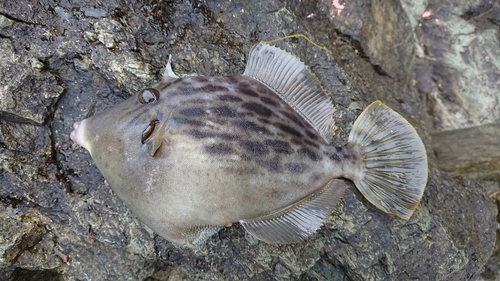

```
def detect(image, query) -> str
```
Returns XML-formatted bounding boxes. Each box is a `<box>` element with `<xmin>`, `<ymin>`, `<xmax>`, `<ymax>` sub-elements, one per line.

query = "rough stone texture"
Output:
<box><xmin>432</xmin><ymin>124</ymin><xmax>500</xmax><ymax>180</ymax></box>
<box><xmin>0</xmin><ymin>0</ymin><xmax>498</xmax><ymax>280</ymax></box>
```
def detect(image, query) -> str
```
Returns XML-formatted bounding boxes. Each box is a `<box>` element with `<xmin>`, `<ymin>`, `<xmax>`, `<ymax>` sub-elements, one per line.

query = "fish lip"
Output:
<box><xmin>70</xmin><ymin>120</ymin><xmax>87</xmax><ymax>149</ymax></box>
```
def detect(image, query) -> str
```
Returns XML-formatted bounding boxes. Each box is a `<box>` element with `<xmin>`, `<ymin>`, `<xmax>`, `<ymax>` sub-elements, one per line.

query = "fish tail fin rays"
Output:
<box><xmin>243</xmin><ymin>43</ymin><xmax>336</xmax><ymax>143</ymax></box>
<box><xmin>240</xmin><ymin>179</ymin><xmax>347</xmax><ymax>243</ymax></box>
<box><xmin>348</xmin><ymin>101</ymin><xmax>428</xmax><ymax>220</ymax></box>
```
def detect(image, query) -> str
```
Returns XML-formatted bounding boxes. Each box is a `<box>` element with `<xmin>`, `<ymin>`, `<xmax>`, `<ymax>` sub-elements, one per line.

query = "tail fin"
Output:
<box><xmin>348</xmin><ymin>101</ymin><xmax>428</xmax><ymax>220</ymax></box>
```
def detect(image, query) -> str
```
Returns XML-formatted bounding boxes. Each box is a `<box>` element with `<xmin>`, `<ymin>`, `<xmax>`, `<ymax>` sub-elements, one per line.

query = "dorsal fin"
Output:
<box><xmin>163</xmin><ymin>55</ymin><xmax>179</xmax><ymax>80</ymax></box>
<box><xmin>243</xmin><ymin>43</ymin><xmax>336</xmax><ymax>143</ymax></box>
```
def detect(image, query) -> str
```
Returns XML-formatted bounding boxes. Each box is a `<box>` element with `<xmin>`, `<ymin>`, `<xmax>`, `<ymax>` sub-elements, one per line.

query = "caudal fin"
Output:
<box><xmin>348</xmin><ymin>101</ymin><xmax>428</xmax><ymax>220</ymax></box>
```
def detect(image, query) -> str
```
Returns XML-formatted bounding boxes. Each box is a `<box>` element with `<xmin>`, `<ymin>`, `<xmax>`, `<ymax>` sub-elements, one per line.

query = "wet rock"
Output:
<box><xmin>0</xmin><ymin>39</ymin><xmax>63</xmax><ymax>125</ymax></box>
<box><xmin>8</xmin><ymin>268</ymin><xmax>64</xmax><ymax>281</ymax></box>
<box><xmin>0</xmin><ymin>0</ymin><xmax>497</xmax><ymax>280</ymax></box>
<box><xmin>432</xmin><ymin>123</ymin><xmax>500</xmax><ymax>180</ymax></box>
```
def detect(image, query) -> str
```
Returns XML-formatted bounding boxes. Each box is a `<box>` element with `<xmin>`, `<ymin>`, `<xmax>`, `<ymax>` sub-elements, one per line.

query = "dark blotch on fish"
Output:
<box><xmin>280</xmin><ymin>111</ymin><xmax>305</xmax><ymax>128</ymax></box>
<box><xmin>157</xmin><ymin>81</ymin><xmax>174</xmax><ymax>91</ymax></box>
<box><xmin>306</xmin><ymin>130</ymin><xmax>318</xmax><ymax>140</ymax></box>
<box><xmin>185</xmin><ymin>98</ymin><xmax>208</xmax><ymax>104</ymax></box>
<box><xmin>196</xmin><ymin>77</ymin><xmax>209</xmax><ymax>83</ymax></box>
<box><xmin>242</xmin><ymin>102</ymin><xmax>273</xmax><ymax>118</ymax></box>
<box><xmin>264</xmin><ymin>139</ymin><xmax>293</xmax><ymax>154</ymax></box>
<box><xmin>212</xmin><ymin>106</ymin><xmax>237</xmax><ymax>117</ymax></box>
<box><xmin>205</xmin><ymin>144</ymin><xmax>234</xmax><ymax>155</ymax></box>
<box><xmin>259</xmin><ymin>96</ymin><xmax>279</xmax><ymax>107</ymax></box>
<box><xmin>234</xmin><ymin>120</ymin><xmax>271</xmax><ymax>135</ymax></box>
<box><xmin>277</xmin><ymin>123</ymin><xmax>302</xmax><ymax>138</ymax></box>
<box><xmin>284</xmin><ymin>163</ymin><xmax>310</xmax><ymax>174</ymax></box>
<box><xmin>220</xmin><ymin>134</ymin><xmax>239</xmax><ymax>140</ymax></box>
<box><xmin>187</xmin><ymin>129</ymin><xmax>239</xmax><ymax>141</ymax></box>
<box><xmin>173</xmin><ymin>117</ymin><xmax>204</xmax><ymax>127</ymax></box>
<box><xmin>298</xmin><ymin>147</ymin><xmax>321</xmax><ymax>162</ymax></box>
<box><xmin>200</xmin><ymin>85</ymin><xmax>228</xmax><ymax>93</ymax></box>
<box><xmin>257</xmin><ymin>118</ymin><xmax>268</xmax><ymax>125</ymax></box>
<box><xmin>172</xmin><ymin>78</ymin><xmax>185</xmax><ymax>85</ymax></box>
<box><xmin>226</xmin><ymin>77</ymin><xmax>240</xmax><ymax>84</ymax></box>
<box><xmin>219</xmin><ymin>94</ymin><xmax>243</xmax><ymax>102</ymax></box>
<box><xmin>257</xmin><ymin>159</ymin><xmax>282</xmax><ymax>173</ymax></box>
<box><xmin>241</xmin><ymin>141</ymin><xmax>269</xmax><ymax>156</ymax></box>
<box><xmin>187</xmin><ymin>129</ymin><xmax>209</xmax><ymax>139</ymax></box>
<box><xmin>238</xmin><ymin>86</ymin><xmax>259</xmax><ymax>97</ymax></box>
<box><xmin>256</xmin><ymin>83</ymin><xmax>269</xmax><ymax>94</ymax></box>
<box><xmin>328</xmin><ymin>152</ymin><xmax>341</xmax><ymax>162</ymax></box>
<box><xmin>304</xmin><ymin>139</ymin><xmax>320</xmax><ymax>149</ymax></box>
<box><xmin>180</xmin><ymin>107</ymin><xmax>206</xmax><ymax>117</ymax></box>
<box><xmin>172</xmin><ymin>85</ymin><xmax>228</xmax><ymax>96</ymax></box>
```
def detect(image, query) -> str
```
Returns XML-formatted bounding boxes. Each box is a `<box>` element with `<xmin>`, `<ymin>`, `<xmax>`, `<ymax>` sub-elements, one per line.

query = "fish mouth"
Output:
<box><xmin>70</xmin><ymin>120</ymin><xmax>89</xmax><ymax>150</ymax></box>
<box><xmin>141</xmin><ymin>120</ymin><xmax>160</xmax><ymax>144</ymax></box>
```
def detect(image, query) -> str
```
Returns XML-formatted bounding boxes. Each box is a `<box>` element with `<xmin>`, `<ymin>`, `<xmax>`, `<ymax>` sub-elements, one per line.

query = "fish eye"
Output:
<box><xmin>138</xmin><ymin>88</ymin><xmax>160</xmax><ymax>104</ymax></box>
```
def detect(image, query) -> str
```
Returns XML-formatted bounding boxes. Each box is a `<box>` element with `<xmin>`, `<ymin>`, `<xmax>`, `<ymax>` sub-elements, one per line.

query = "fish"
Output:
<box><xmin>70</xmin><ymin>43</ymin><xmax>428</xmax><ymax>248</ymax></box>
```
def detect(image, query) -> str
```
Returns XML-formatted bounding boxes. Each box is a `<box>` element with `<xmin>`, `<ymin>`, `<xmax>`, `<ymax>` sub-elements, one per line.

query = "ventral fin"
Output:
<box><xmin>181</xmin><ymin>225</ymin><xmax>223</xmax><ymax>248</ymax></box>
<box><xmin>243</xmin><ymin>43</ymin><xmax>336</xmax><ymax>143</ymax></box>
<box><xmin>239</xmin><ymin>179</ymin><xmax>347</xmax><ymax>244</ymax></box>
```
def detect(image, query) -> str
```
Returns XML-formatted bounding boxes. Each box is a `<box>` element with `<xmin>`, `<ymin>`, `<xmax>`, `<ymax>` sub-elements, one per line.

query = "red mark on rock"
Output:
<box><xmin>422</xmin><ymin>10</ymin><xmax>432</xmax><ymax>18</ymax></box>
<box><xmin>332</xmin><ymin>0</ymin><xmax>345</xmax><ymax>15</ymax></box>
<box><xmin>54</xmin><ymin>248</ymin><xmax>71</xmax><ymax>266</ymax></box>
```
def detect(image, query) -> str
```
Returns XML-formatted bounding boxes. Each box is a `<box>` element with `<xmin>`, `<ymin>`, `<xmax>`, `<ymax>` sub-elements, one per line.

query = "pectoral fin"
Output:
<box><xmin>144</xmin><ymin>110</ymin><xmax>174</xmax><ymax>157</ymax></box>
<box><xmin>239</xmin><ymin>179</ymin><xmax>347</xmax><ymax>244</ymax></box>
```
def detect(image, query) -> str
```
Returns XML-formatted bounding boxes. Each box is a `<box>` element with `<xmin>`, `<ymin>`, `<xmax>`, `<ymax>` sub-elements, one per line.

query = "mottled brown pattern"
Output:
<box><xmin>186</xmin><ymin>129</ymin><xmax>239</xmax><ymax>141</ymax></box>
<box><xmin>211</xmin><ymin>106</ymin><xmax>238</xmax><ymax>117</ymax></box>
<box><xmin>284</xmin><ymin>162</ymin><xmax>310</xmax><ymax>174</ymax></box>
<box><xmin>305</xmin><ymin>130</ymin><xmax>319</xmax><ymax>140</ymax></box>
<box><xmin>237</xmin><ymin>86</ymin><xmax>259</xmax><ymax>97</ymax></box>
<box><xmin>256</xmin><ymin>159</ymin><xmax>282</xmax><ymax>173</ymax></box>
<box><xmin>304</xmin><ymin>139</ymin><xmax>320</xmax><ymax>149</ymax></box>
<box><xmin>242</xmin><ymin>102</ymin><xmax>273</xmax><ymax>117</ymax></box>
<box><xmin>171</xmin><ymin>84</ymin><xmax>229</xmax><ymax>96</ymax></box>
<box><xmin>263</xmin><ymin>139</ymin><xmax>293</xmax><ymax>154</ymax></box>
<box><xmin>280</xmin><ymin>110</ymin><xmax>306</xmax><ymax>128</ymax></box>
<box><xmin>204</xmin><ymin>144</ymin><xmax>234</xmax><ymax>155</ymax></box>
<box><xmin>259</xmin><ymin>96</ymin><xmax>279</xmax><ymax>106</ymax></box>
<box><xmin>240</xmin><ymin>140</ymin><xmax>270</xmax><ymax>156</ymax></box>
<box><xmin>180</xmin><ymin>107</ymin><xmax>206</xmax><ymax>117</ymax></box>
<box><xmin>298</xmin><ymin>147</ymin><xmax>322</xmax><ymax>162</ymax></box>
<box><xmin>276</xmin><ymin>123</ymin><xmax>303</xmax><ymax>138</ymax></box>
<box><xmin>218</xmin><ymin>94</ymin><xmax>243</xmax><ymax>102</ymax></box>
<box><xmin>233</xmin><ymin>120</ymin><xmax>271</xmax><ymax>135</ymax></box>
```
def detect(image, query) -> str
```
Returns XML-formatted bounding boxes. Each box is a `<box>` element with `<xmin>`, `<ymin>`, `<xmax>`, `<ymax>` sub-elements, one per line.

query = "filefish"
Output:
<box><xmin>70</xmin><ymin>43</ymin><xmax>428</xmax><ymax>248</ymax></box>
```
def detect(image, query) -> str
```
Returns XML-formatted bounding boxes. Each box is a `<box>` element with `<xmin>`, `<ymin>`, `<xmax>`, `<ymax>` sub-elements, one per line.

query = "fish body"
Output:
<box><xmin>71</xmin><ymin>43</ymin><xmax>428</xmax><ymax>247</ymax></box>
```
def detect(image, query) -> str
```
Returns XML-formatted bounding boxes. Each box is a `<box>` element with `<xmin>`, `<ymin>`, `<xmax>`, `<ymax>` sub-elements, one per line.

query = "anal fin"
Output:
<box><xmin>240</xmin><ymin>179</ymin><xmax>347</xmax><ymax>244</ymax></box>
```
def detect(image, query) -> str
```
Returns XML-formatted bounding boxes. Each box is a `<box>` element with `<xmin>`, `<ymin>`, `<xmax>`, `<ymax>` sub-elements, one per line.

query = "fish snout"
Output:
<box><xmin>70</xmin><ymin>120</ymin><xmax>88</xmax><ymax>149</ymax></box>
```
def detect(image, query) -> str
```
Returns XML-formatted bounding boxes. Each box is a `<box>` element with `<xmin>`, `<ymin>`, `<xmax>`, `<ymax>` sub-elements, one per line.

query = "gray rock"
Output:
<box><xmin>0</xmin><ymin>0</ymin><xmax>497</xmax><ymax>280</ymax></box>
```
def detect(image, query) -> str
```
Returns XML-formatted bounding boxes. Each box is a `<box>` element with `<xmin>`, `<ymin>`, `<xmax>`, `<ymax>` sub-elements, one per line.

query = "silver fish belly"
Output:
<box><xmin>70</xmin><ymin>43</ymin><xmax>428</xmax><ymax>248</ymax></box>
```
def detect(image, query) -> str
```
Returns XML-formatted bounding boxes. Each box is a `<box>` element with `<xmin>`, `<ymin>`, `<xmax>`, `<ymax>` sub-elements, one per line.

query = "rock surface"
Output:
<box><xmin>0</xmin><ymin>0</ymin><xmax>498</xmax><ymax>280</ymax></box>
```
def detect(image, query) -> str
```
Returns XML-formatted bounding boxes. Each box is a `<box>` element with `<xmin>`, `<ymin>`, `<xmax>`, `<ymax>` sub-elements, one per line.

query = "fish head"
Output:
<box><xmin>70</xmin><ymin>87</ymin><xmax>173</xmax><ymax>190</ymax></box>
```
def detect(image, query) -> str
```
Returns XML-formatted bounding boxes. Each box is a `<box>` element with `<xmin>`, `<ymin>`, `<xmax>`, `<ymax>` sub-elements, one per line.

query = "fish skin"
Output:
<box><xmin>71</xmin><ymin>43</ymin><xmax>428</xmax><ymax>247</ymax></box>
<box><xmin>74</xmin><ymin>74</ymin><xmax>363</xmax><ymax>246</ymax></box>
